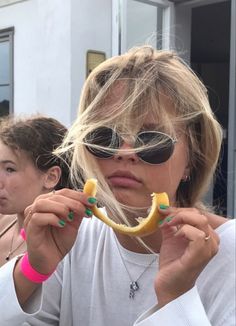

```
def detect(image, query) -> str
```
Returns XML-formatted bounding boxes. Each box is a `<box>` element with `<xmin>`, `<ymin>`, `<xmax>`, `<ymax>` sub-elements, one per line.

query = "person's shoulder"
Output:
<box><xmin>76</xmin><ymin>208</ymin><xmax>109</xmax><ymax>243</ymax></box>
<box><xmin>0</xmin><ymin>214</ymin><xmax>17</xmax><ymax>233</ymax></box>
<box><xmin>208</xmin><ymin>213</ymin><xmax>235</xmax><ymax>243</ymax></box>
<box><xmin>68</xmin><ymin>209</ymin><xmax>111</xmax><ymax>260</ymax></box>
<box><xmin>79</xmin><ymin>214</ymin><xmax>106</xmax><ymax>235</ymax></box>
<box><xmin>215</xmin><ymin>219</ymin><xmax>235</xmax><ymax>261</ymax></box>
<box><xmin>216</xmin><ymin>218</ymin><xmax>235</xmax><ymax>239</ymax></box>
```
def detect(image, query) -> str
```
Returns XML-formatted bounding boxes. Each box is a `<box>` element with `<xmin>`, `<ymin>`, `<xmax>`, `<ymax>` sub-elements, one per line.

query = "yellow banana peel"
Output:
<box><xmin>83</xmin><ymin>178</ymin><xmax>169</xmax><ymax>237</ymax></box>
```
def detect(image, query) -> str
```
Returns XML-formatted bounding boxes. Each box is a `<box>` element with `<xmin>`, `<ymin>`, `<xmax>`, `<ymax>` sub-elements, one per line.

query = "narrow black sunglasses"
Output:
<box><xmin>85</xmin><ymin>127</ymin><xmax>177</xmax><ymax>165</ymax></box>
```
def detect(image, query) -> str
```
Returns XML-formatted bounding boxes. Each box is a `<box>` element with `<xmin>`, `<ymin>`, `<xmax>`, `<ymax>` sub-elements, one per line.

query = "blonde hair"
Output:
<box><xmin>57</xmin><ymin>45</ymin><xmax>222</xmax><ymax>225</ymax></box>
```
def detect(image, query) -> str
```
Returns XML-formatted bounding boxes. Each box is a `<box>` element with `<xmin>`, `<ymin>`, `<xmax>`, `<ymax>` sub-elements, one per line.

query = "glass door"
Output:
<box><xmin>0</xmin><ymin>28</ymin><xmax>14</xmax><ymax>116</ymax></box>
<box><xmin>112</xmin><ymin>0</ymin><xmax>174</xmax><ymax>55</ymax></box>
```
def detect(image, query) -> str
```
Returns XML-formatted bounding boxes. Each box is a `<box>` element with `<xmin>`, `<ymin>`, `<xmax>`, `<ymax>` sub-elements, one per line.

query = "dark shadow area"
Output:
<box><xmin>191</xmin><ymin>1</ymin><xmax>231</xmax><ymax>215</ymax></box>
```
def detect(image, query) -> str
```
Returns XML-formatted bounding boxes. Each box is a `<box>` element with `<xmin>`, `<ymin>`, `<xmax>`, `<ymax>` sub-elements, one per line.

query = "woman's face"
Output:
<box><xmin>94</xmin><ymin>93</ymin><xmax>189</xmax><ymax>208</ymax></box>
<box><xmin>0</xmin><ymin>141</ymin><xmax>49</xmax><ymax>215</ymax></box>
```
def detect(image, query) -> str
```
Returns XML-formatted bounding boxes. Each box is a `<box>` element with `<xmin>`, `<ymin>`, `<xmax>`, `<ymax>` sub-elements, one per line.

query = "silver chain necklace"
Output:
<box><xmin>114</xmin><ymin>235</ymin><xmax>157</xmax><ymax>299</ymax></box>
<box><xmin>5</xmin><ymin>221</ymin><xmax>25</xmax><ymax>261</ymax></box>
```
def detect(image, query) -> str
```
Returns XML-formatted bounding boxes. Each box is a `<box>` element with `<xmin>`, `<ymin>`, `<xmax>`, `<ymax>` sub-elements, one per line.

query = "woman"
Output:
<box><xmin>0</xmin><ymin>115</ymin><xmax>71</xmax><ymax>267</ymax></box>
<box><xmin>0</xmin><ymin>47</ymin><xmax>235</xmax><ymax>325</ymax></box>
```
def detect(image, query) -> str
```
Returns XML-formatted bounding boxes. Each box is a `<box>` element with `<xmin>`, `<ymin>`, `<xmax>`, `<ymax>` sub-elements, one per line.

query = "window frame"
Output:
<box><xmin>112</xmin><ymin>0</ymin><xmax>174</xmax><ymax>55</ymax></box>
<box><xmin>0</xmin><ymin>27</ymin><xmax>14</xmax><ymax>115</ymax></box>
<box><xmin>0</xmin><ymin>0</ymin><xmax>28</xmax><ymax>8</ymax></box>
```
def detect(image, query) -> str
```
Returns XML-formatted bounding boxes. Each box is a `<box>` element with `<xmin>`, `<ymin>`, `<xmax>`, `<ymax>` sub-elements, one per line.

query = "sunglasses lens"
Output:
<box><xmin>137</xmin><ymin>132</ymin><xmax>175</xmax><ymax>164</ymax></box>
<box><xmin>85</xmin><ymin>127</ymin><xmax>120</xmax><ymax>158</ymax></box>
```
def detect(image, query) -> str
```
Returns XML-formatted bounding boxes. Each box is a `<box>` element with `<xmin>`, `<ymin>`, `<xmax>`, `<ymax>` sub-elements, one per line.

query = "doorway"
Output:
<box><xmin>190</xmin><ymin>1</ymin><xmax>231</xmax><ymax>215</ymax></box>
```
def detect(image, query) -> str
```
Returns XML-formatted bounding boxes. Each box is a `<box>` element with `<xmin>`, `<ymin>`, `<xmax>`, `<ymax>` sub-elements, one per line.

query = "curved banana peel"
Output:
<box><xmin>83</xmin><ymin>178</ymin><xmax>169</xmax><ymax>237</ymax></box>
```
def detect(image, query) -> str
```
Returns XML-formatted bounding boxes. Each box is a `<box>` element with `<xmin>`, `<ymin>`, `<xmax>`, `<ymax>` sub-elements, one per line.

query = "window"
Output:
<box><xmin>0</xmin><ymin>27</ymin><xmax>13</xmax><ymax>117</ymax></box>
<box><xmin>126</xmin><ymin>0</ymin><xmax>164</xmax><ymax>50</ymax></box>
<box><xmin>112</xmin><ymin>0</ymin><xmax>173</xmax><ymax>55</ymax></box>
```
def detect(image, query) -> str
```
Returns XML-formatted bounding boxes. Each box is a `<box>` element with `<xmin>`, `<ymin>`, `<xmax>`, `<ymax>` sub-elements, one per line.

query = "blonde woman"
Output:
<box><xmin>0</xmin><ymin>47</ymin><xmax>235</xmax><ymax>325</ymax></box>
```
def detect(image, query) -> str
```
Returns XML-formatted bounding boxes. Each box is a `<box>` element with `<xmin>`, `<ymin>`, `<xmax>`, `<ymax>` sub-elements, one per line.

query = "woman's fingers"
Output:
<box><xmin>159</xmin><ymin>207</ymin><xmax>219</xmax><ymax>244</ymax></box>
<box><xmin>174</xmin><ymin>223</ymin><xmax>218</xmax><ymax>247</ymax></box>
<box><xmin>159</xmin><ymin>209</ymin><xmax>220</xmax><ymax>270</ymax></box>
<box><xmin>23</xmin><ymin>189</ymin><xmax>98</xmax><ymax>249</ymax></box>
<box><xmin>29</xmin><ymin>212</ymin><xmax>68</xmax><ymax>229</ymax></box>
<box><xmin>24</xmin><ymin>189</ymin><xmax>96</xmax><ymax>226</ymax></box>
<box><xmin>28</xmin><ymin>188</ymin><xmax>96</xmax><ymax>209</ymax></box>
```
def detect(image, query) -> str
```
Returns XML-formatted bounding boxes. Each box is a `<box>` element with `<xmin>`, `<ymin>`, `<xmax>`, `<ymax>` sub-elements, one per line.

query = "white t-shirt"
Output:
<box><xmin>0</xmin><ymin>218</ymin><xmax>235</xmax><ymax>326</ymax></box>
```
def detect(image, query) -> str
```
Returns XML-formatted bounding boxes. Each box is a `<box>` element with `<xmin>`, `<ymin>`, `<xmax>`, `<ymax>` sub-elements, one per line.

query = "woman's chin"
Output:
<box><xmin>113</xmin><ymin>190</ymin><xmax>150</xmax><ymax>210</ymax></box>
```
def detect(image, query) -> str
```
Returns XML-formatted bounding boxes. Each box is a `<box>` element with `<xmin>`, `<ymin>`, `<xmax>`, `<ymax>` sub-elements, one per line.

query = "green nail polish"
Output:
<box><xmin>58</xmin><ymin>219</ymin><xmax>66</xmax><ymax>227</ymax></box>
<box><xmin>88</xmin><ymin>197</ymin><xmax>97</xmax><ymax>204</ymax></box>
<box><xmin>85</xmin><ymin>208</ymin><xmax>93</xmax><ymax>217</ymax></box>
<box><xmin>159</xmin><ymin>204</ymin><xmax>169</xmax><ymax>209</ymax></box>
<box><xmin>158</xmin><ymin>219</ymin><xmax>164</xmax><ymax>225</ymax></box>
<box><xmin>166</xmin><ymin>216</ymin><xmax>174</xmax><ymax>223</ymax></box>
<box><xmin>67</xmin><ymin>211</ymin><xmax>74</xmax><ymax>221</ymax></box>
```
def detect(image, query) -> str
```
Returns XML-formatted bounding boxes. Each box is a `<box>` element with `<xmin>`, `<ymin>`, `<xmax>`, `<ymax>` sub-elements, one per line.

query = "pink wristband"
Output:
<box><xmin>20</xmin><ymin>253</ymin><xmax>55</xmax><ymax>283</ymax></box>
<box><xmin>20</xmin><ymin>228</ymin><xmax>26</xmax><ymax>240</ymax></box>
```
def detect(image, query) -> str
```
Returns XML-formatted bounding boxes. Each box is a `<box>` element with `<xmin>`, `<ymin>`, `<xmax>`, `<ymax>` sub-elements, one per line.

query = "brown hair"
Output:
<box><xmin>0</xmin><ymin>115</ymin><xmax>72</xmax><ymax>189</ymax></box>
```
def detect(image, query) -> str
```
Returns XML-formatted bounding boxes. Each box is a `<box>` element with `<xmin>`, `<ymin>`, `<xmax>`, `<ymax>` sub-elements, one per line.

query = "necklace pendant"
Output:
<box><xmin>129</xmin><ymin>281</ymin><xmax>139</xmax><ymax>299</ymax></box>
<box><xmin>5</xmin><ymin>253</ymin><xmax>10</xmax><ymax>261</ymax></box>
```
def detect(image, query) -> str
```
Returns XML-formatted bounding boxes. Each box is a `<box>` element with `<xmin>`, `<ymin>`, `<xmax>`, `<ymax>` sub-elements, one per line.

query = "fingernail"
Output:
<box><xmin>159</xmin><ymin>204</ymin><xmax>169</xmax><ymax>210</ymax></box>
<box><xmin>85</xmin><ymin>208</ymin><xmax>93</xmax><ymax>217</ymax></box>
<box><xmin>166</xmin><ymin>216</ymin><xmax>174</xmax><ymax>223</ymax></box>
<box><xmin>88</xmin><ymin>197</ymin><xmax>97</xmax><ymax>204</ymax></box>
<box><xmin>158</xmin><ymin>219</ymin><xmax>164</xmax><ymax>225</ymax></box>
<box><xmin>58</xmin><ymin>219</ymin><xmax>66</xmax><ymax>227</ymax></box>
<box><xmin>67</xmin><ymin>211</ymin><xmax>74</xmax><ymax>221</ymax></box>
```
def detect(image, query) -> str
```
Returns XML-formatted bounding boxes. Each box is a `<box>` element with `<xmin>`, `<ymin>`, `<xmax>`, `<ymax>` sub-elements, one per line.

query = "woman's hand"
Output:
<box><xmin>155</xmin><ymin>207</ymin><xmax>220</xmax><ymax>307</ymax></box>
<box><xmin>23</xmin><ymin>189</ymin><xmax>96</xmax><ymax>274</ymax></box>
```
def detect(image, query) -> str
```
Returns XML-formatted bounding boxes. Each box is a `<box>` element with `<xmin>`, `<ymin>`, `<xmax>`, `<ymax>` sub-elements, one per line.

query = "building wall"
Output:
<box><xmin>0</xmin><ymin>0</ymin><xmax>112</xmax><ymax>126</ymax></box>
<box><xmin>35</xmin><ymin>0</ymin><xmax>71</xmax><ymax>126</ymax></box>
<box><xmin>0</xmin><ymin>0</ymin><xmax>38</xmax><ymax>117</ymax></box>
<box><xmin>70</xmin><ymin>0</ymin><xmax>112</xmax><ymax>121</ymax></box>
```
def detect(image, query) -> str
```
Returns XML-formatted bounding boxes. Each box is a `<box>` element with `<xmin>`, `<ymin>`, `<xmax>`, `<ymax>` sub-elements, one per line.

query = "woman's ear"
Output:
<box><xmin>181</xmin><ymin>166</ymin><xmax>191</xmax><ymax>182</ymax></box>
<box><xmin>43</xmin><ymin>166</ymin><xmax>61</xmax><ymax>190</ymax></box>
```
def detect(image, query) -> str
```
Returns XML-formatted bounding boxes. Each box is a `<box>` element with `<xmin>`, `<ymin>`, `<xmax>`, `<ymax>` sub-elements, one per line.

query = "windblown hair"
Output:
<box><xmin>58</xmin><ymin>46</ymin><xmax>222</xmax><ymax>221</ymax></box>
<box><xmin>0</xmin><ymin>115</ymin><xmax>72</xmax><ymax>189</ymax></box>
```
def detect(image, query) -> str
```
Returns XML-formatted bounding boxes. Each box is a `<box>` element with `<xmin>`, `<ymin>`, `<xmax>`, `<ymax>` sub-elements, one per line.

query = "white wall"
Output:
<box><xmin>0</xmin><ymin>0</ymin><xmax>38</xmax><ymax>116</ymax></box>
<box><xmin>0</xmin><ymin>0</ymin><xmax>71</xmax><ymax>126</ymax></box>
<box><xmin>0</xmin><ymin>0</ymin><xmax>112</xmax><ymax>125</ymax></box>
<box><xmin>36</xmin><ymin>0</ymin><xmax>71</xmax><ymax>126</ymax></box>
<box><xmin>70</xmin><ymin>0</ymin><xmax>112</xmax><ymax>121</ymax></box>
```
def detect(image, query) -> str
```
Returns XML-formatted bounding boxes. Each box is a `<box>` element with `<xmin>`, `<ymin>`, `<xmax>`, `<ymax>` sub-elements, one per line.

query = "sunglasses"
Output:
<box><xmin>85</xmin><ymin>127</ymin><xmax>177</xmax><ymax>165</ymax></box>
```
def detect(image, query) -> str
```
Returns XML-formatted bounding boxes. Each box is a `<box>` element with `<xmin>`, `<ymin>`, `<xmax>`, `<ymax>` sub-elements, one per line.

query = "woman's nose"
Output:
<box><xmin>113</xmin><ymin>141</ymin><xmax>139</xmax><ymax>163</ymax></box>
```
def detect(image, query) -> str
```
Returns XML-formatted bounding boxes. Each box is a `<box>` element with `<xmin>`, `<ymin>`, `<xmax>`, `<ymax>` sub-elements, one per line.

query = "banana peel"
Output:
<box><xmin>83</xmin><ymin>178</ymin><xmax>169</xmax><ymax>237</ymax></box>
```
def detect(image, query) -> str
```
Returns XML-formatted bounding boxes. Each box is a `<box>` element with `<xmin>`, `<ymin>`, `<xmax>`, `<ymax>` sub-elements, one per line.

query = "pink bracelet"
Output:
<box><xmin>20</xmin><ymin>253</ymin><xmax>55</xmax><ymax>283</ymax></box>
<box><xmin>20</xmin><ymin>228</ymin><xmax>26</xmax><ymax>240</ymax></box>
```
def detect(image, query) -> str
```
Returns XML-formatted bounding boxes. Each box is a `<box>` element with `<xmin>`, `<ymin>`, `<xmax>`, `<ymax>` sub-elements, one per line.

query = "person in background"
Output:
<box><xmin>0</xmin><ymin>46</ymin><xmax>235</xmax><ymax>325</ymax></box>
<box><xmin>0</xmin><ymin>115</ymin><xmax>71</xmax><ymax>267</ymax></box>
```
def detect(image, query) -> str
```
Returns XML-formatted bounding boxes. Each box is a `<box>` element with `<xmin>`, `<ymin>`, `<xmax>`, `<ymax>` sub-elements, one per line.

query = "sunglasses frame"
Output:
<box><xmin>85</xmin><ymin>127</ymin><xmax>177</xmax><ymax>165</ymax></box>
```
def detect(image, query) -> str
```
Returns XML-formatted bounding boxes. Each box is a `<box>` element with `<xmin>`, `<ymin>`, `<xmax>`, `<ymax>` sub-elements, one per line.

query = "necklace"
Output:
<box><xmin>4</xmin><ymin>221</ymin><xmax>25</xmax><ymax>261</ymax></box>
<box><xmin>0</xmin><ymin>218</ymin><xmax>17</xmax><ymax>238</ymax></box>
<box><xmin>114</xmin><ymin>235</ymin><xmax>157</xmax><ymax>299</ymax></box>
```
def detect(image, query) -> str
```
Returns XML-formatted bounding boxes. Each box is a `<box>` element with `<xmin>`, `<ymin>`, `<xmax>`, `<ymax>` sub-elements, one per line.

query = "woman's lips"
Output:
<box><xmin>0</xmin><ymin>197</ymin><xmax>7</xmax><ymax>204</ymax></box>
<box><xmin>108</xmin><ymin>172</ymin><xmax>142</xmax><ymax>188</ymax></box>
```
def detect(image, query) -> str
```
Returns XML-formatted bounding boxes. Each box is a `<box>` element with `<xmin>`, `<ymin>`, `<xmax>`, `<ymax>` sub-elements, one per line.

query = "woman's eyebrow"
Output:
<box><xmin>0</xmin><ymin>160</ymin><xmax>16</xmax><ymax>165</ymax></box>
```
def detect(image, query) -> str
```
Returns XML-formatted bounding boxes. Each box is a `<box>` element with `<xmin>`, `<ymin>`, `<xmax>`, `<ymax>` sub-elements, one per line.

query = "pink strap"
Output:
<box><xmin>20</xmin><ymin>253</ymin><xmax>55</xmax><ymax>283</ymax></box>
<box><xmin>20</xmin><ymin>228</ymin><xmax>26</xmax><ymax>240</ymax></box>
